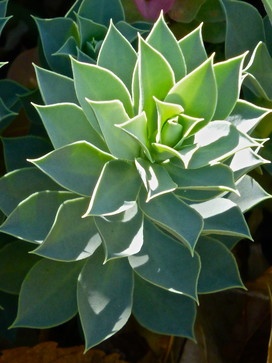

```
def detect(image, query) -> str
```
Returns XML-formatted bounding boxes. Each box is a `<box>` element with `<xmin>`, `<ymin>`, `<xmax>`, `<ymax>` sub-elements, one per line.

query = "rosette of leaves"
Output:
<box><xmin>0</xmin><ymin>14</ymin><xmax>271</xmax><ymax>350</ymax></box>
<box><xmin>35</xmin><ymin>0</ymin><xmax>151</xmax><ymax>77</ymax></box>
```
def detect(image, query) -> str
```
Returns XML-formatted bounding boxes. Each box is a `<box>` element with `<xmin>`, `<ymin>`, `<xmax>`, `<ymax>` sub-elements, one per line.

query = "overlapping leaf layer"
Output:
<box><xmin>0</xmin><ymin>10</ymin><xmax>270</xmax><ymax>350</ymax></box>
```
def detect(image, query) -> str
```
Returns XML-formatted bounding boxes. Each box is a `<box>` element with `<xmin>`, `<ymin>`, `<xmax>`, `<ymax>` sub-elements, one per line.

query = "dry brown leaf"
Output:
<box><xmin>0</xmin><ymin>342</ymin><xmax>128</xmax><ymax>363</ymax></box>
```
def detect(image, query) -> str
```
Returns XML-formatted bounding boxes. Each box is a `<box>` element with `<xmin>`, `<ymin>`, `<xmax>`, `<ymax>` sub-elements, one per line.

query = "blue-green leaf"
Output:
<box><xmin>191</xmin><ymin>198</ymin><xmax>252</xmax><ymax>239</ymax></box>
<box><xmin>0</xmin><ymin>167</ymin><xmax>64</xmax><ymax>215</ymax></box>
<box><xmin>33</xmin><ymin>198</ymin><xmax>102</xmax><ymax>262</ymax></box>
<box><xmin>227</xmin><ymin>175</ymin><xmax>271</xmax><ymax>213</ymax></box>
<box><xmin>95</xmin><ymin>203</ymin><xmax>144</xmax><ymax>260</ymax></box>
<box><xmin>29</xmin><ymin>141</ymin><xmax>114</xmax><ymax>196</ymax></box>
<box><xmin>133</xmin><ymin>275</ymin><xmax>196</xmax><ymax>339</ymax></box>
<box><xmin>12</xmin><ymin>259</ymin><xmax>84</xmax><ymax>328</ymax></box>
<box><xmin>146</xmin><ymin>13</ymin><xmax>186</xmax><ymax>80</ymax></box>
<box><xmin>196</xmin><ymin>236</ymin><xmax>244</xmax><ymax>293</ymax></box>
<box><xmin>129</xmin><ymin>220</ymin><xmax>200</xmax><ymax>300</ymax></box>
<box><xmin>135</xmin><ymin>158</ymin><xmax>177</xmax><ymax>201</ymax></box>
<box><xmin>98</xmin><ymin>21</ymin><xmax>137</xmax><ymax>90</ymax></box>
<box><xmin>0</xmin><ymin>191</ymin><xmax>76</xmax><ymax>243</ymax></box>
<box><xmin>139</xmin><ymin>190</ymin><xmax>203</xmax><ymax>253</ymax></box>
<box><xmin>86</xmin><ymin>160</ymin><xmax>141</xmax><ymax>216</ymax></box>
<box><xmin>34</xmin><ymin>103</ymin><xmax>106</xmax><ymax>150</ymax></box>
<box><xmin>77</xmin><ymin>247</ymin><xmax>133</xmax><ymax>350</ymax></box>
<box><xmin>86</xmin><ymin>99</ymin><xmax>139</xmax><ymax>159</ymax></box>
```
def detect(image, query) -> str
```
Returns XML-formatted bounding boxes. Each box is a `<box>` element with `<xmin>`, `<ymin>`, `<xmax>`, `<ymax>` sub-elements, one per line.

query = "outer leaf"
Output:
<box><xmin>196</xmin><ymin>236</ymin><xmax>244</xmax><ymax>293</ymax></box>
<box><xmin>222</xmin><ymin>0</ymin><xmax>265</xmax><ymax>59</ymax></box>
<box><xmin>0</xmin><ymin>241</ymin><xmax>40</xmax><ymax>294</ymax></box>
<box><xmin>178</xmin><ymin>24</ymin><xmax>207</xmax><ymax>73</ymax></box>
<box><xmin>129</xmin><ymin>220</ymin><xmax>200</xmax><ymax>300</ymax></box>
<box><xmin>187</xmin><ymin>121</ymin><xmax>257</xmax><ymax>168</ymax></box>
<box><xmin>146</xmin><ymin>13</ymin><xmax>186</xmax><ymax>80</ymax></box>
<box><xmin>227</xmin><ymin>99</ymin><xmax>271</xmax><ymax>134</ymax></box>
<box><xmin>213</xmin><ymin>54</ymin><xmax>246</xmax><ymax>120</ymax></box>
<box><xmin>34</xmin><ymin>65</ymin><xmax>78</xmax><ymax>105</ymax></box>
<box><xmin>77</xmin><ymin>0</ymin><xmax>124</xmax><ymax>26</ymax></box>
<box><xmin>34</xmin><ymin>103</ymin><xmax>106</xmax><ymax>150</ymax></box>
<box><xmin>191</xmin><ymin>198</ymin><xmax>252</xmax><ymax>239</ymax></box>
<box><xmin>98</xmin><ymin>21</ymin><xmax>137</xmax><ymax>89</ymax></box>
<box><xmin>230</xmin><ymin>148</ymin><xmax>268</xmax><ymax>180</ymax></box>
<box><xmin>0</xmin><ymin>167</ymin><xmax>63</xmax><ymax>215</ymax></box>
<box><xmin>29</xmin><ymin>141</ymin><xmax>114</xmax><ymax>197</ymax></box>
<box><xmin>0</xmin><ymin>191</ymin><xmax>76</xmax><ymax>243</ymax></box>
<box><xmin>12</xmin><ymin>259</ymin><xmax>84</xmax><ymax>328</ymax></box>
<box><xmin>133</xmin><ymin>275</ymin><xmax>196</xmax><ymax>339</ymax></box>
<box><xmin>138</xmin><ymin>37</ymin><xmax>175</xmax><ymax>136</ymax></box>
<box><xmin>262</xmin><ymin>0</ymin><xmax>272</xmax><ymax>24</ymax></box>
<box><xmin>139</xmin><ymin>190</ymin><xmax>203</xmax><ymax>253</ymax></box>
<box><xmin>95</xmin><ymin>203</ymin><xmax>144</xmax><ymax>260</ymax></box>
<box><xmin>86</xmin><ymin>99</ymin><xmax>139</xmax><ymax>159</ymax></box>
<box><xmin>227</xmin><ymin>175</ymin><xmax>271</xmax><ymax>213</ymax></box>
<box><xmin>165</xmin><ymin>56</ymin><xmax>217</xmax><ymax>122</ymax></box>
<box><xmin>0</xmin><ymin>99</ymin><xmax>17</xmax><ymax>132</ymax></box>
<box><xmin>77</xmin><ymin>247</ymin><xmax>133</xmax><ymax>350</ymax></box>
<box><xmin>166</xmin><ymin>163</ymin><xmax>236</xmax><ymax>192</ymax></box>
<box><xmin>33</xmin><ymin>198</ymin><xmax>102</xmax><ymax>262</ymax></box>
<box><xmin>135</xmin><ymin>158</ymin><xmax>177</xmax><ymax>201</ymax></box>
<box><xmin>71</xmin><ymin>58</ymin><xmax>133</xmax><ymax>121</ymax></box>
<box><xmin>244</xmin><ymin>42</ymin><xmax>272</xmax><ymax>101</ymax></box>
<box><xmin>86</xmin><ymin>160</ymin><xmax>141</xmax><ymax>216</ymax></box>
<box><xmin>33</xmin><ymin>17</ymin><xmax>78</xmax><ymax>75</ymax></box>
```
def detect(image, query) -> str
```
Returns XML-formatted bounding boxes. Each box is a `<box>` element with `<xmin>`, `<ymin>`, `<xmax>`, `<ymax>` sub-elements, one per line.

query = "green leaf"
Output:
<box><xmin>165</xmin><ymin>56</ymin><xmax>217</xmax><ymax>122</ymax></box>
<box><xmin>178</xmin><ymin>24</ymin><xmax>207</xmax><ymax>74</ymax></box>
<box><xmin>71</xmin><ymin>58</ymin><xmax>133</xmax><ymax>120</ymax></box>
<box><xmin>95</xmin><ymin>203</ymin><xmax>144</xmax><ymax>260</ymax></box>
<box><xmin>0</xmin><ymin>80</ymin><xmax>27</xmax><ymax>111</ymax></box>
<box><xmin>133</xmin><ymin>275</ymin><xmax>196</xmax><ymax>339</ymax></box>
<box><xmin>34</xmin><ymin>103</ymin><xmax>106</xmax><ymax>150</ymax></box>
<box><xmin>76</xmin><ymin>14</ymin><xmax>107</xmax><ymax>48</ymax></box>
<box><xmin>98</xmin><ymin>21</ymin><xmax>137</xmax><ymax>90</ymax></box>
<box><xmin>86</xmin><ymin>160</ymin><xmax>141</xmax><ymax>216</ymax></box>
<box><xmin>262</xmin><ymin>0</ymin><xmax>272</xmax><ymax>24</ymax></box>
<box><xmin>227</xmin><ymin>175</ymin><xmax>271</xmax><ymax>213</ymax></box>
<box><xmin>129</xmin><ymin>220</ymin><xmax>200</xmax><ymax>300</ymax></box>
<box><xmin>135</xmin><ymin>158</ymin><xmax>177</xmax><ymax>201</ymax></box>
<box><xmin>34</xmin><ymin>17</ymin><xmax>78</xmax><ymax>75</ymax></box>
<box><xmin>0</xmin><ymin>191</ymin><xmax>76</xmax><ymax>243</ymax></box>
<box><xmin>86</xmin><ymin>99</ymin><xmax>139</xmax><ymax>159</ymax></box>
<box><xmin>77</xmin><ymin>247</ymin><xmax>133</xmax><ymax>350</ymax></box>
<box><xmin>77</xmin><ymin>0</ymin><xmax>124</xmax><ymax>26</ymax></box>
<box><xmin>213</xmin><ymin>54</ymin><xmax>246</xmax><ymax>120</ymax></box>
<box><xmin>0</xmin><ymin>241</ymin><xmax>40</xmax><ymax>294</ymax></box>
<box><xmin>227</xmin><ymin>99</ymin><xmax>271</xmax><ymax>134</ymax></box>
<box><xmin>244</xmin><ymin>42</ymin><xmax>272</xmax><ymax>101</ymax></box>
<box><xmin>0</xmin><ymin>167</ymin><xmax>64</xmax><ymax>216</ymax></box>
<box><xmin>139</xmin><ymin>190</ymin><xmax>203</xmax><ymax>253</ymax></box>
<box><xmin>33</xmin><ymin>198</ymin><xmax>102</xmax><ymax>262</ymax></box>
<box><xmin>29</xmin><ymin>141</ymin><xmax>114</xmax><ymax>196</ymax></box>
<box><xmin>146</xmin><ymin>13</ymin><xmax>186</xmax><ymax>80</ymax></box>
<box><xmin>116</xmin><ymin>112</ymin><xmax>152</xmax><ymax>161</ymax></box>
<box><xmin>166</xmin><ymin>163</ymin><xmax>236</xmax><ymax>193</ymax></box>
<box><xmin>196</xmin><ymin>236</ymin><xmax>244</xmax><ymax>293</ymax></box>
<box><xmin>137</xmin><ymin>37</ymin><xmax>175</xmax><ymax>136</ymax></box>
<box><xmin>191</xmin><ymin>198</ymin><xmax>252</xmax><ymax>239</ymax></box>
<box><xmin>187</xmin><ymin>121</ymin><xmax>257</xmax><ymax>168</ymax></box>
<box><xmin>222</xmin><ymin>0</ymin><xmax>265</xmax><ymax>59</ymax></box>
<box><xmin>2</xmin><ymin>136</ymin><xmax>52</xmax><ymax>172</ymax></box>
<box><xmin>12</xmin><ymin>259</ymin><xmax>84</xmax><ymax>328</ymax></box>
<box><xmin>230</xmin><ymin>148</ymin><xmax>268</xmax><ymax>180</ymax></box>
<box><xmin>0</xmin><ymin>99</ymin><xmax>17</xmax><ymax>132</ymax></box>
<box><xmin>34</xmin><ymin>65</ymin><xmax>78</xmax><ymax>105</ymax></box>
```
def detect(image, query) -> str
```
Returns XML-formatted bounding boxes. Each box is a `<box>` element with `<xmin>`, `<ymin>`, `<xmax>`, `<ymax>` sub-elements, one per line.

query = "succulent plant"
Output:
<box><xmin>0</xmin><ymin>14</ymin><xmax>270</xmax><ymax>350</ymax></box>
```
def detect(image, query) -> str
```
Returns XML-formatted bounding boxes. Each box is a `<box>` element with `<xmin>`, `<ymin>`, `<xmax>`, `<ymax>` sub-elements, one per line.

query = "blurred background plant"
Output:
<box><xmin>1</xmin><ymin>1</ymin><xmax>272</xmax><ymax>363</ymax></box>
